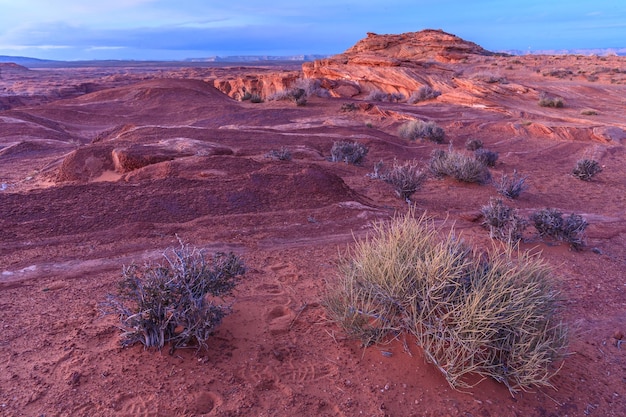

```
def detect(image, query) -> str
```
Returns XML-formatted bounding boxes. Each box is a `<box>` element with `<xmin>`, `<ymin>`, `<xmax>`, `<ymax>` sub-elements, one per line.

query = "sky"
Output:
<box><xmin>0</xmin><ymin>0</ymin><xmax>624</xmax><ymax>61</ymax></box>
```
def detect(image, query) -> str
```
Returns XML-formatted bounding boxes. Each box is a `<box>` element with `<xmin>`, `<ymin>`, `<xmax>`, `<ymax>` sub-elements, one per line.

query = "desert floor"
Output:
<box><xmin>1</xmin><ymin>52</ymin><xmax>625</xmax><ymax>417</ymax></box>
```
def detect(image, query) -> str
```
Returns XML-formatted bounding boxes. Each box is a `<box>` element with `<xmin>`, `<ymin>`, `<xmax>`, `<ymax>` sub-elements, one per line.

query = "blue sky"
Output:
<box><xmin>0</xmin><ymin>0</ymin><xmax>624</xmax><ymax>60</ymax></box>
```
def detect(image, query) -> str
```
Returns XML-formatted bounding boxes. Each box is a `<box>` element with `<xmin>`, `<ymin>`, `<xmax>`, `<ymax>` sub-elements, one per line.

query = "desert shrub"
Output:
<box><xmin>572</xmin><ymin>159</ymin><xmax>602</xmax><ymax>181</ymax></box>
<box><xmin>429</xmin><ymin>148</ymin><xmax>491</xmax><ymax>184</ymax></box>
<box><xmin>408</xmin><ymin>85</ymin><xmax>442</xmax><ymax>103</ymax></box>
<box><xmin>268</xmin><ymin>88</ymin><xmax>307</xmax><ymax>106</ymax></box>
<box><xmin>250</xmin><ymin>94</ymin><xmax>263</xmax><ymax>103</ymax></box>
<box><xmin>366</xmin><ymin>90</ymin><xmax>389</xmax><ymax>102</ymax></box>
<box><xmin>330</xmin><ymin>141</ymin><xmax>368</xmax><ymax>165</ymax></box>
<box><xmin>381</xmin><ymin>159</ymin><xmax>427</xmax><ymax>200</ymax></box>
<box><xmin>480</xmin><ymin>198</ymin><xmax>527</xmax><ymax>243</ymax></box>
<box><xmin>294</xmin><ymin>78</ymin><xmax>330</xmax><ymax>98</ymax></box>
<box><xmin>472</xmin><ymin>72</ymin><xmax>507</xmax><ymax>84</ymax></box>
<box><xmin>265</xmin><ymin>147</ymin><xmax>292</xmax><ymax>161</ymax></box>
<box><xmin>240</xmin><ymin>91</ymin><xmax>252</xmax><ymax>101</ymax></box>
<box><xmin>398</xmin><ymin>119</ymin><xmax>445</xmax><ymax>143</ymax></box>
<box><xmin>530</xmin><ymin>208</ymin><xmax>588</xmax><ymax>250</ymax></box>
<box><xmin>538</xmin><ymin>94</ymin><xmax>564</xmax><ymax>108</ymax></box>
<box><xmin>580</xmin><ymin>109</ymin><xmax>598</xmax><ymax>116</ymax></box>
<box><xmin>465</xmin><ymin>138</ymin><xmax>483</xmax><ymax>151</ymax></box>
<box><xmin>341</xmin><ymin>102</ymin><xmax>358</xmax><ymax>112</ymax></box>
<box><xmin>324</xmin><ymin>211</ymin><xmax>568</xmax><ymax>393</ymax></box>
<box><xmin>495</xmin><ymin>170</ymin><xmax>529</xmax><ymax>199</ymax></box>
<box><xmin>104</xmin><ymin>241</ymin><xmax>246</xmax><ymax>352</ymax></box>
<box><xmin>390</xmin><ymin>92</ymin><xmax>406</xmax><ymax>102</ymax></box>
<box><xmin>474</xmin><ymin>148</ymin><xmax>499</xmax><ymax>167</ymax></box>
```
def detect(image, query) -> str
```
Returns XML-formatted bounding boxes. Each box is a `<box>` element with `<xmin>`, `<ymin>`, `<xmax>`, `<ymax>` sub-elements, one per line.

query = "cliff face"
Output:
<box><xmin>302</xmin><ymin>29</ymin><xmax>496</xmax><ymax>98</ymax></box>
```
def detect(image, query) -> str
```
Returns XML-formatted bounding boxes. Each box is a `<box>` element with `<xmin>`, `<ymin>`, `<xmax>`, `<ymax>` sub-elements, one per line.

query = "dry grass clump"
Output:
<box><xmin>324</xmin><ymin>212</ymin><xmax>568</xmax><ymax>394</ymax></box>
<box><xmin>480</xmin><ymin>198</ymin><xmax>527</xmax><ymax>243</ymax></box>
<box><xmin>381</xmin><ymin>159</ymin><xmax>427</xmax><ymax>200</ymax></box>
<box><xmin>330</xmin><ymin>141</ymin><xmax>368</xmax><ymax>165</ymax></box>
<box><xmin>104</xmin><ymin>241</ymin><xmax>245</xmax><ymax>352</ymax></box>
<box><xmin>398</xmin><ymin>120</ymin><xmax>445</xmax><ymax>143</ymax></box>
<box><xmin>572</xmin><ymin>159</ymin><xmax>602</xmax><ymax>181</ymax></box>
<box><xmin>268</xmin><ymin>88</ymin><xmax>307</xmax><ymax>106</ymax></box>
<box><xmin>538</xmin><ymin>93</ymin><xmax>564</xmax><ymax>108</ymax></box>
<box><xmin>495</xmin><ymin>170</ymin><xmax>529</xmax><ymax>199</ymax></box>
<box><xmin>530</xmin><ymin>208</ymin><xmax>588</xmax><ymax>250</ymax></box>
<box><xmin>408</xmin><ymin>85</ymin><xmax>441</xmax><ymax>103</ymax></box>
<box><xmin>429</xmin><ymin>149</ymin><xmax>491</xmax><ymax>183</ymax></box>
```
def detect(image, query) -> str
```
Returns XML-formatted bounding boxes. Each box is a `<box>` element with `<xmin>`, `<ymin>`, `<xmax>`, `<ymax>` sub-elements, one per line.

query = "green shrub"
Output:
<box><xmin>495</xmin><ymin>170</ymin><xmax>528</xmax><ymax>199</ymax></box>
<box><xmin>530</xmin><ymin>208</ymin><xmax>588</xmax><ymax>250</ymax></box>
<box><xmin>104</xmin><ymin>241</ymin><xmax>245</xmax><ymax>352</ymax></box>
<box><xmin>324</xmin><ymin>211</ymin><xmax>568</xmax><ymax>394</ymax></box>
<box><xmin>398</xmin><ymin>120</ymin><xmax>445</xmax><ymax>143</ymax></box>
<box><xmin>330</xmin><ymin>141</ymin><xmax>368</xmax><ymax>165</ymax></box>
<box><xmin>572</xmin><ymin>159</ymin><xmax>602</xmax><ymax>181</ymax></box>
<box><xmin>381</xmin><ymin>159</ymin><xmax>427</xmax><ymax>200</ymax></box>
<box><xmin>480</xmin><ymin>198</ymin><xmax>527</xmax><ymax>243</ymax></box>
<box><xmin>429</xmin><ymin>148</ymin><xmax>491</xmax><ymax>183</ymax></box>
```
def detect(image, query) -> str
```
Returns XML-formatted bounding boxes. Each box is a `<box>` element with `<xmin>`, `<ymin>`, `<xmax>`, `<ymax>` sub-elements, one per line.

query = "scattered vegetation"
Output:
<box><xmin>330</xmin><ymin>141</ymin><xmax>368</xmax><ymax>165</ymax></box>
<box><xmin>472</xmin><ymin>72</ymin><xmax>507</xmax><ymax>84</ymax></box>
<box><xmin>495</xmin><ymin>170</ymin><xmax>529</xmax><ymax>199</ymax></box>
<box><xmin>249</xmin><ymin>94</ymin><xmax>263</xmax><ymax>103</ymax></box>
<box><xmin>341</xmin><ymin>102</ymin><xmax>358</xmax><ymax>112</ymax></box>
<box><xmin>480</xmin><ymin>198</ymin><xmax>528</xmax><ymax>243</ymax></box>
<box><xmin>265</xmin><ymin>147</ymin><xmax>292</xmax><ymax>161</ymax></box>
<box><xmin>474</xmin><ymin>148</ymin><xmax>499</xmax><ymax>167</ymax></box>
<box><xmin>465</xmin><ymin>138</ymin><xmax>483</xmax><ymax>151</ymax></box>
<box><xmin>381</xmin><ymin>159</ymin><xmax>428</xmax><ymax>200</ymax></box>
<box><xmin>530</xmin><ymin>209</ymin><xmax>588</xmax><ymax>250</ymax></box>
<box><xmin>572</xmin><ymin>159</ymin><xmax>602</xmax><ymax>181</ymax></box>
<box><xmin>580</xmin><ymin>109</ymin><xmax>598</xmax><ymax>116</ymax></box>
<box><xmin>408</xmin><ymin>85</ymin><xmax>441</xmax><ymax>103</ymax></box>
<box><xmin>429</xmin><ymin>148</ymin><xmax>491</xmax><ymax>184</ymax></box>
<box><xmin>268</xmin><ymin>88</ymin><xmax>307</xmax><ymax>106</ymax></box>
<box><xmin>538</xmin><ymin>94</ymin><xmax>564</xmax><ymax>108</ymax></box>
<box><xmin>390</xmin><ymin>92</ymin><xmax>406</xmax><ymax>102</ymax></box>
<box><xmin>324</xmin><ymin>211</ymin><xmax>568</xmax><ymax>394</ymax></box>
<box><xmin>398</xmin><ymin>120</ymin><xmax>445</xmax><ymax>143</ymax></box>
<box><xmin>104</xmin><ymin>241</ymin><xmax>246</xmax><ymax>352</ymax></box>
<box><xmin>366</xmin><ymin>90</ymin><xmax>389</xmax><ymax>102</ymax></box>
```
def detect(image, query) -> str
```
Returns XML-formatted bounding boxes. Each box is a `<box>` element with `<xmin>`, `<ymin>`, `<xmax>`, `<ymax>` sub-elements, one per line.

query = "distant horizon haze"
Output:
<box><xmin>0</xmin><ymin>1</ymin><xmax>624</xmax><ymax>61</ymax></box>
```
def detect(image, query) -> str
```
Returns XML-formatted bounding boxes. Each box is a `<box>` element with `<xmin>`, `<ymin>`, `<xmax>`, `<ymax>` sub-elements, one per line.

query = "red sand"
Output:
<box><xmin>1</xmin><ymin>32</ymin><xmax>625</xmax><ymax>416</ymax></box>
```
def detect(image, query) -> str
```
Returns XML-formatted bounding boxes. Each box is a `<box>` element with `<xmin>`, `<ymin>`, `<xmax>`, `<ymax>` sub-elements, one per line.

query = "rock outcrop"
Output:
<box><xmin>303</xmin><ymin>29</ymin><xmax>496</xmax><ymax>98</ymax></box>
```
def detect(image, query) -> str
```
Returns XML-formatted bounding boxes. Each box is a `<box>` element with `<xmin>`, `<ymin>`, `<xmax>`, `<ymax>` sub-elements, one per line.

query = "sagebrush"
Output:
<box><xmin>495</xmin><ymin>170</ymin><xmax>529</xmax><ymax>199</ymax></box>
<box><xmin>381</xmin><ymin>159</ymin><xmax>427</xmax><ymax>200</ymax></box>
<box><xmin>481</xmin><ymin>198</ymin><xmax>527</xmax><ymax>243</ymax></box>
<box><xmin>330</xmin><ymin>141</ymin><xmax>368</xmax><ymax>165</ymax></box>
<box><xmin>408</xmin><ymin>85</ymin><xmax>441</xmax><ymax>103</ymax></box>
<box><xmin>530</xmin><ymin>208</ymin><xmax>588</xmax><ymax>250</ymax></box>
<box><xmin>572</xmin><ymin>159</ymin><xmax>602</xmax><ymax>181</ymax></box>
<box><xmin>324</xmin><ymin>212</ymin><xmax>568</xmax><ymax>394</ymax></box>
<box><xmin>104</xmin><ymin>242</ymin><xmax>245</xmax><ymax>352</ymax></box>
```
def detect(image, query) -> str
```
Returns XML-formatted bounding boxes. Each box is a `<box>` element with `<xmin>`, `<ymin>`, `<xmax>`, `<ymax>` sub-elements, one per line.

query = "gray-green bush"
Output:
<box><xmin>398</xmin><ymin>120</ymin><xmax>445</xmax><ymax>143</ymax></box>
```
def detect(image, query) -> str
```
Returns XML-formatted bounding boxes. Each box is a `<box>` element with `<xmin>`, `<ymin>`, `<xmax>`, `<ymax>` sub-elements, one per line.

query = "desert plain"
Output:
<box><xmin>1</xmin><ymin>30</ymin><xmax>625</xmax><ymax>416</ymax></box>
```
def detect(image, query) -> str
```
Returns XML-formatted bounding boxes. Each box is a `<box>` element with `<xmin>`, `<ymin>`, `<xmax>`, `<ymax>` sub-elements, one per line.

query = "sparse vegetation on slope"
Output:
<box><xmin>572</xmin><ymin>159</ymin><xmax>602</xmax><ymax>181</ymax></box>
<box><xmin>480</xmin><ymin>198</ymin><xmax>528</xmax><ymax>243</ymax></box>
<box><xmin>429</xmin><ymin>148</ymin><xmax>491</xmax><ymax>183</ymax></box>
<box><xmin>330</xmin><ymin>141</ymin><xmax>368</xmax><ymax>165</ymax></box>
<box><xmin>531</xmin><ymin>208</ymin><xmax>588</xmax><ymax>250</ymax></box>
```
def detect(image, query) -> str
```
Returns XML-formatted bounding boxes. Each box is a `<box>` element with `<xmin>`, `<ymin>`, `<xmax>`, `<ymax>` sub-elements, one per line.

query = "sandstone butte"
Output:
<box><xmin>1</xmin><ymin>29</ymin><xmax>625</xmax><ymax>417</ymax></box>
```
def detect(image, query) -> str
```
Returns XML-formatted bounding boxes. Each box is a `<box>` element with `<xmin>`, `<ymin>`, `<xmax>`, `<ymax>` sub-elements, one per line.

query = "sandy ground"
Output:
<box><xmin>1</xmin><ymin>50</ymin><xmax>625</xmax><ymax>417</ymax></box>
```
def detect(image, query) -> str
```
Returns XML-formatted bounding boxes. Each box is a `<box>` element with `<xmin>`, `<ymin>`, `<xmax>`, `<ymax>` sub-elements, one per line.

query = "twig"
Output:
<box><xmin>288</xmin><ymin>303</ymin><xmax>309</xmax><ymax>330</ymax></box>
